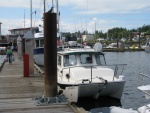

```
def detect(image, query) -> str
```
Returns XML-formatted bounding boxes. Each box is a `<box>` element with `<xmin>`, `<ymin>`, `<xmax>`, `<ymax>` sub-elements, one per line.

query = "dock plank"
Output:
<box><xmin>0</xmin><ymin>53</ymin><xmax>74</xmax><ymax>113</ymax></box>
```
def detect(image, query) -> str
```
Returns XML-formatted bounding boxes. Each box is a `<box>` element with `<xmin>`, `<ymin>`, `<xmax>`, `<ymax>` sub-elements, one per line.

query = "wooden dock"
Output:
<box><xmin>0</xmin><ymin>53</ymin><xmax>87</xmax><ymax>113</ymax></box>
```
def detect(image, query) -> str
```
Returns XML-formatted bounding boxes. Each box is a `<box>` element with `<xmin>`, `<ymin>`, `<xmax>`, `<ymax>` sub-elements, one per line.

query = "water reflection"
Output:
<box><xmin>75</xmin><ymin>96</ymin><xmax>121</xmax><ymax>111</ymax></box>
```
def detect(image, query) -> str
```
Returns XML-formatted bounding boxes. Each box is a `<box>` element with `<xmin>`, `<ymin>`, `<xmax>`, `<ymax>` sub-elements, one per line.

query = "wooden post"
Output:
<box><xmin>22</xmin><ymin>38</ymin><xmax>25</xmax><ymax>54</ymax></box>
<box><xmin>44</xmin><ymin>13</ymin><xmax>57</xmax><ymax>97</ymax></box>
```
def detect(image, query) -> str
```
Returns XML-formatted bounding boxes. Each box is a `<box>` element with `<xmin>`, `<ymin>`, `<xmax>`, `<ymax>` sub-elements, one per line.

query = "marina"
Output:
<box><xmin>36</xmin><ymin>51</ymin><xmax>150</xmax><ymax>112</ymax></box>
<box><xmin>0</xmin><ymin>50</ymin><xmax>150</xmax><ymax>112</ymax></box>
<box><xmin>0</xmin><ymin>0</ymin><xmax>150</xmax><ymax>113</ymax></box>
<box><xmin>0</xmin><ymin>52</ymin><xmax>77</xmax><ymax>113</ymax></box>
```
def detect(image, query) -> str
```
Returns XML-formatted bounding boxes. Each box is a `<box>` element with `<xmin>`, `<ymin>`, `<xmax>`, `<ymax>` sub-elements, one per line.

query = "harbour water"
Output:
<box><xmin>73</xmin><ymin>51</ymin><xmax>150</xmax><ymax>111</ymax></box>
<box><xmin>0</xmin><ymin>55</ymin><xmax>6</xmax><ymax>66</ymax></box>
<box><xmin>104</xmin><ymin>51</ymin><xmax>150</xmax><ymax>110</ymax></box>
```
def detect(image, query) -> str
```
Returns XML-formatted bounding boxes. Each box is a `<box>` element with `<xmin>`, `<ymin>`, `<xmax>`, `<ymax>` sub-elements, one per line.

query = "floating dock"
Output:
<box><xmin>0</xmin><ymin>52</ymin><xmax>87</xmax><ymax>113</ymax></box>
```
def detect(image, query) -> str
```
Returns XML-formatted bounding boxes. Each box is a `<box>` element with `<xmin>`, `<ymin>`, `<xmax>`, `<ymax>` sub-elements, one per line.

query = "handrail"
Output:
<box><xmin>138</xmin><ymin>72</ymin><xmax>150</xmax><ymax>80</ymax></box>
<box><xmin>61</xmin><ymin>64</ymin><xmax>127</xmax><ymax>82</ymax></box>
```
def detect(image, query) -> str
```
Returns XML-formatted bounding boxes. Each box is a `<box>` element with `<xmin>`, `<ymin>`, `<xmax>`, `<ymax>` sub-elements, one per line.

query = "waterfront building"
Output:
<box><xmin>7</xmin><ymin>27</ymin><xmax>39</xmax><ymax>41</ymax></box>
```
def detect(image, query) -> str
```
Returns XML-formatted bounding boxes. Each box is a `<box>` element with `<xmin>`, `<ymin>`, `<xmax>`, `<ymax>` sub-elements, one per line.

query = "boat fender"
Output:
<box><xmin>99</xmin><ymin>77</ymin><xmax>108</xmax><ymax>85</ymax></box>
<box><xmin>82</xmin><ymin>79</ymin><xmax>91</xmax><ymax>83</ymax></box>
<box><xmin>66</xmin><ymin>74</ymin><xmax>70</xmax><ymax>79</ymax></box>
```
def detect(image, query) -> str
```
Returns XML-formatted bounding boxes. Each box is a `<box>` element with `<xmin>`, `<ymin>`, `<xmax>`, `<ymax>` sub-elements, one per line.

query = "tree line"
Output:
<box><xmin>62</xmin><ymin>24</ymin><xmax>150</xmax><ymax>40</ymax></box>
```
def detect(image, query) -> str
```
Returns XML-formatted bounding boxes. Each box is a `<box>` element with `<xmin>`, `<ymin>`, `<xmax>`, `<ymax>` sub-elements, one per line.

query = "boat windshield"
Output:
<box><xmin>95</xmin><ymin>54</ymin><xmax>106</xmax><ymax>65</ymax></box>
<box><xmin>80</xmin><ymin>54</ymin><xmax>93</xmax><ymax>64</ymax></box>
<box><xmin>64</xmin><ymin>55</ymin><xmax>77</xmax><ymax>67</ymax></box>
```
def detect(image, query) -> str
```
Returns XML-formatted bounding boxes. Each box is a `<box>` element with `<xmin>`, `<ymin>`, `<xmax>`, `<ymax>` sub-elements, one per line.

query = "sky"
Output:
<box><xmin>0</xmin><ymin>0</ymin><xmax>150</xmax><ymax>35</ymax></box>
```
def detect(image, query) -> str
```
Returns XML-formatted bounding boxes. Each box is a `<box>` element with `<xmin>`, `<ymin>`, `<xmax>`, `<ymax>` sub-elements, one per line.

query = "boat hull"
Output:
<box><xmin>33</xmin><ymin>48</ymin><xmax>44</xmax><ymax>66</ymax></box>
<box><xmin>138</xmin><ymin>85</ymin><xmax>150</xmax><ymax>99</ymax></box>
<box><xmin>58</xmin><ymin>81</ymin><xmax>125</xmax><ymax>102</ymax></box>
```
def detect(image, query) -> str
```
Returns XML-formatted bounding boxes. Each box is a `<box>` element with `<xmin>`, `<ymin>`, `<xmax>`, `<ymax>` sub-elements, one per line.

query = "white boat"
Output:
<box><xmin>33</xmin><ymin>32</ymin><xmax>78</xmax><ymax>66</ymax></box>
<box><xmin>33</xmin><ymin>32</ymin><xmax>44</xmax><ymax>66</ymax></box>
<box><xmin>106</xmin><ymin>43</ymin><xmax>117</xmax><ymax>48</ymax></box>
<box><xmin>138</xmin><ymin>73</ymin><xmax>150</xmax><ymax>99</ymax></box>
<box><xmin>145</xmin><ymin>38</ymin><xmax>150</xmax><ymax>52</ymax></box>
<box><xmin>57</xmin><ymin>43</ymin><xmax>126</xmax><ymax>102</ymax></box>
<box><xmin>33</xmin><ymin>0</ymin><xmax>60</xmax><ymax>66</ymax></box>
<box><xmin>89</xmin><ymin>106</ymin><xmax>138</xmax><ymax>113</ymax></box>
<box><xmin>137</xmin><ymin>72</ymin><xmax>150</xmax><ymax>113</ymax></box>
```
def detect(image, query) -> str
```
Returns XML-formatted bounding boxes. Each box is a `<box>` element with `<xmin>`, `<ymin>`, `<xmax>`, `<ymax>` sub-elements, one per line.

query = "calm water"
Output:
<box><xmin>0</xmin><ymin>55</ymin><xmax>6</xmax><ymax>65</ymax></box>
<box><xmin>104</xmin><ymin>51</ymin><xmax>150</xmax><ymax>110</ymax></box>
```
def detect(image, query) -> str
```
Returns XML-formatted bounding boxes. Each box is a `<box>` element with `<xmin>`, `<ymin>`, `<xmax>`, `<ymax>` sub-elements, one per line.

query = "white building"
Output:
<box><xmin>82</xmin><ymin>35</ymin><xmax>94</xmax><ymax>42</ymax></box>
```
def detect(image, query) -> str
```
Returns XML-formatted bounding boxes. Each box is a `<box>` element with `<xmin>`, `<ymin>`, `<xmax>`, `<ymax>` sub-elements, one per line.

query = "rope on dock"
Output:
<box><xmin>33</xmin><ymin>94</ymin><xmax>67</xmax><ymax>106</ymax></box>
<box><xmin>34</xmin><ymin>64</ymin><xmax>44</xmax><ymax>77</ymax></box>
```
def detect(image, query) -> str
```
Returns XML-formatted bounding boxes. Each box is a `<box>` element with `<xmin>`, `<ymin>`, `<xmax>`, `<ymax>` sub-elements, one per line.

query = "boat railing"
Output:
<box><xmin>105</xmin><ymin>64</ymin><xmax>127</xmax><ymax>80</ymax></box>
<box><xmin>62</xmin><ymin>64</ymin><xmax>127</xmax><ymax>82</ymax></box>
<box><xmin>138</xmin><ymin>72</ymin><xmax>150</xmax><ymax>80</ymax></box>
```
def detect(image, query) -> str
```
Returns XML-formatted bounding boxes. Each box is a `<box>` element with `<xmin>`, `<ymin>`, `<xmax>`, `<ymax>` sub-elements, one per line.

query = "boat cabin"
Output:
<box><xmin>34</xmin><ymin>33</ymin><xmax>44</xmax><ymax>48</ymax></box>
<box><xmin>57</xmin><ymin>48</ymin><xmax>106</xmax><ymax>68</ymax></box>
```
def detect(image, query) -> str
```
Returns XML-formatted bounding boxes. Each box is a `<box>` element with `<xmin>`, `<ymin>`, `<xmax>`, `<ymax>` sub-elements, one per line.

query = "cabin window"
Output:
<box><xmin>35</xmin><ymin>40</ymin><xmax>39</xmax><ymax>48</ymax></box>
<box><xmin>40</xmin><ymin>39</ymin><xmax>44</xmax><ymax>47</ymax></box>
<box><xmin>80</xmin><ymin>54</ymin><xmax>92</xmax><ymax>64</ymax></box>
<box><xmin>64</xmin><ymin>55</ymin><xmax>77</xmax><ymax>67</ymax></box>
<box><xmin>57</xmin><ymin>55</ymin><xmax>61</xmax><ymax>66</ymax></box>
<box><xmin>95</xmin><ymin>55</ymin><xmax>106</xmax><ymax>65</ymax></box>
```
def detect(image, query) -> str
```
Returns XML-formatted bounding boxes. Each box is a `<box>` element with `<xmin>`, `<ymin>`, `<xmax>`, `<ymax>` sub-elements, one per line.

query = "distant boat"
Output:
<box><xmin>33</xmin><ymin>0</ymin><xmax>60</xmax><ymax>66</ymax></box>
<box><xmin>145</xmin><ymin>38</ymin><xmax>150</xmax><ymax>52</ymax></box>
<box><xmin>33</xmin><ymin>32</ymin><xmax>44</xmax><ymax>66</ymax></box>
<box><xmin>106</xmin><ymin>43</ymin><xmax>117</xmax><ymax>48</ymax></box>
<box><xmin>33</xmin><ymin>32</ymin><xmax>62</xmax><ymax>66</ymax></box>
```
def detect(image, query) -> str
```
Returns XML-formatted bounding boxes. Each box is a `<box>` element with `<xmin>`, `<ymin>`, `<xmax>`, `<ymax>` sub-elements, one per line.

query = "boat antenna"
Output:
<box><xmin>30</xmin><ymin>0</ymin><xmax>32</xmax><ymax>31</ymax></box>
<box><xmin>56</xmin><ymin>0</ymin><xmax>62</xmax><ymax>45</ymax></box>
<box><xmin>56</xmin><ymin>0</ymin><xmax>59</xmax><ymax>32</ymax></box>
<box><xmin>85</xmin><ymin>0</ymin><xmax>88</xmax><ymax>34</ymax></box>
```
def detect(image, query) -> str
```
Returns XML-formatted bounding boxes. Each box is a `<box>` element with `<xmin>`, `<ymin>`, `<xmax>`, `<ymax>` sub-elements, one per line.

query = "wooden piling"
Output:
<box><xmin>44</xmin><ymin>13</ymin><xmax>57</xmax><ymax>97</ymax></box>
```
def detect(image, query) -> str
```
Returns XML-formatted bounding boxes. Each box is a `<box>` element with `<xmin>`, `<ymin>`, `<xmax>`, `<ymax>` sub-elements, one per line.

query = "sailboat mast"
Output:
<box><xmin>52</xmin><ymin>0</ymin><xmax>54</xmax><ymax>8</ymax></box>
<box><xmin>24</xmin><ymin>10</ymin><xmax>25</xmax><ymax>34</ymax></box>
<box><xmin>44</xmin><ymin>0</ymin><xmax>46</xmax><ymax>13</ymax></box>
<box><xmin>56</xmin><ymin>0</ymin><xmax>59</xmax><ymax>32</ymax></box>
<box><xmin>30</xmin><ymin>0</ymin><xmax>32</xmax><ymax>29</ymax></box>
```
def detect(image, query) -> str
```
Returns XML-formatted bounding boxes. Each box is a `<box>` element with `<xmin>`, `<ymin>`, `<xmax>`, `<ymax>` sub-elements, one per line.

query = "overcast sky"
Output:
<box><xmin>0</xmin><ymin>0</ymin><xmax>150</xmax><ymax>35</ymax></box>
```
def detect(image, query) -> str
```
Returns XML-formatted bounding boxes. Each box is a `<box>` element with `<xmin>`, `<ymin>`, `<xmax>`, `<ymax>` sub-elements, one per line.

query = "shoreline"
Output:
<box><xmin>103</xmin><ymin>48</ymin><xmax>145</xmax><ymax>52</ymax></box>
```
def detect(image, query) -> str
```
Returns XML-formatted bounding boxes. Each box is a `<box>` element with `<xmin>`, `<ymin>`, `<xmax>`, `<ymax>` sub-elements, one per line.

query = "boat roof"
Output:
<box><xmin>34</xmin><ymin>32</ymin><xmax>43</xmax><ymax>39</ymax></box>
<box><xmin>57</xmin><ymin>48</ymin><xmax>104</xmax><ymax>55</ymax></box>
<box><xmin>34</xmin><ymin>32</ymin><xmax>60</xmax><ymax>38</ymax></box>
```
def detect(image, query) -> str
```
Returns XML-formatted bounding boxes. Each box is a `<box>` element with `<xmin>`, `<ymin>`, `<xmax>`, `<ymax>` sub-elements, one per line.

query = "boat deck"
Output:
<box><xmin>0</xmin><ymin>52</ymin><xmax>81</xmax><ymax>113</ymax></box>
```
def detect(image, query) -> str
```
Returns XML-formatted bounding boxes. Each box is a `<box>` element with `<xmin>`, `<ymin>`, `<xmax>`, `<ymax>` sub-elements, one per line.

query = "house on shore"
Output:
<box><xmin>0</xmin><ymin>27</ymin><xmax>39</xmax><ymax>50</ymax></box>
<box><xmin>7</xmin><ymin>27</ymin><xmax>39</xmax><ymax>41</ymax></box>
